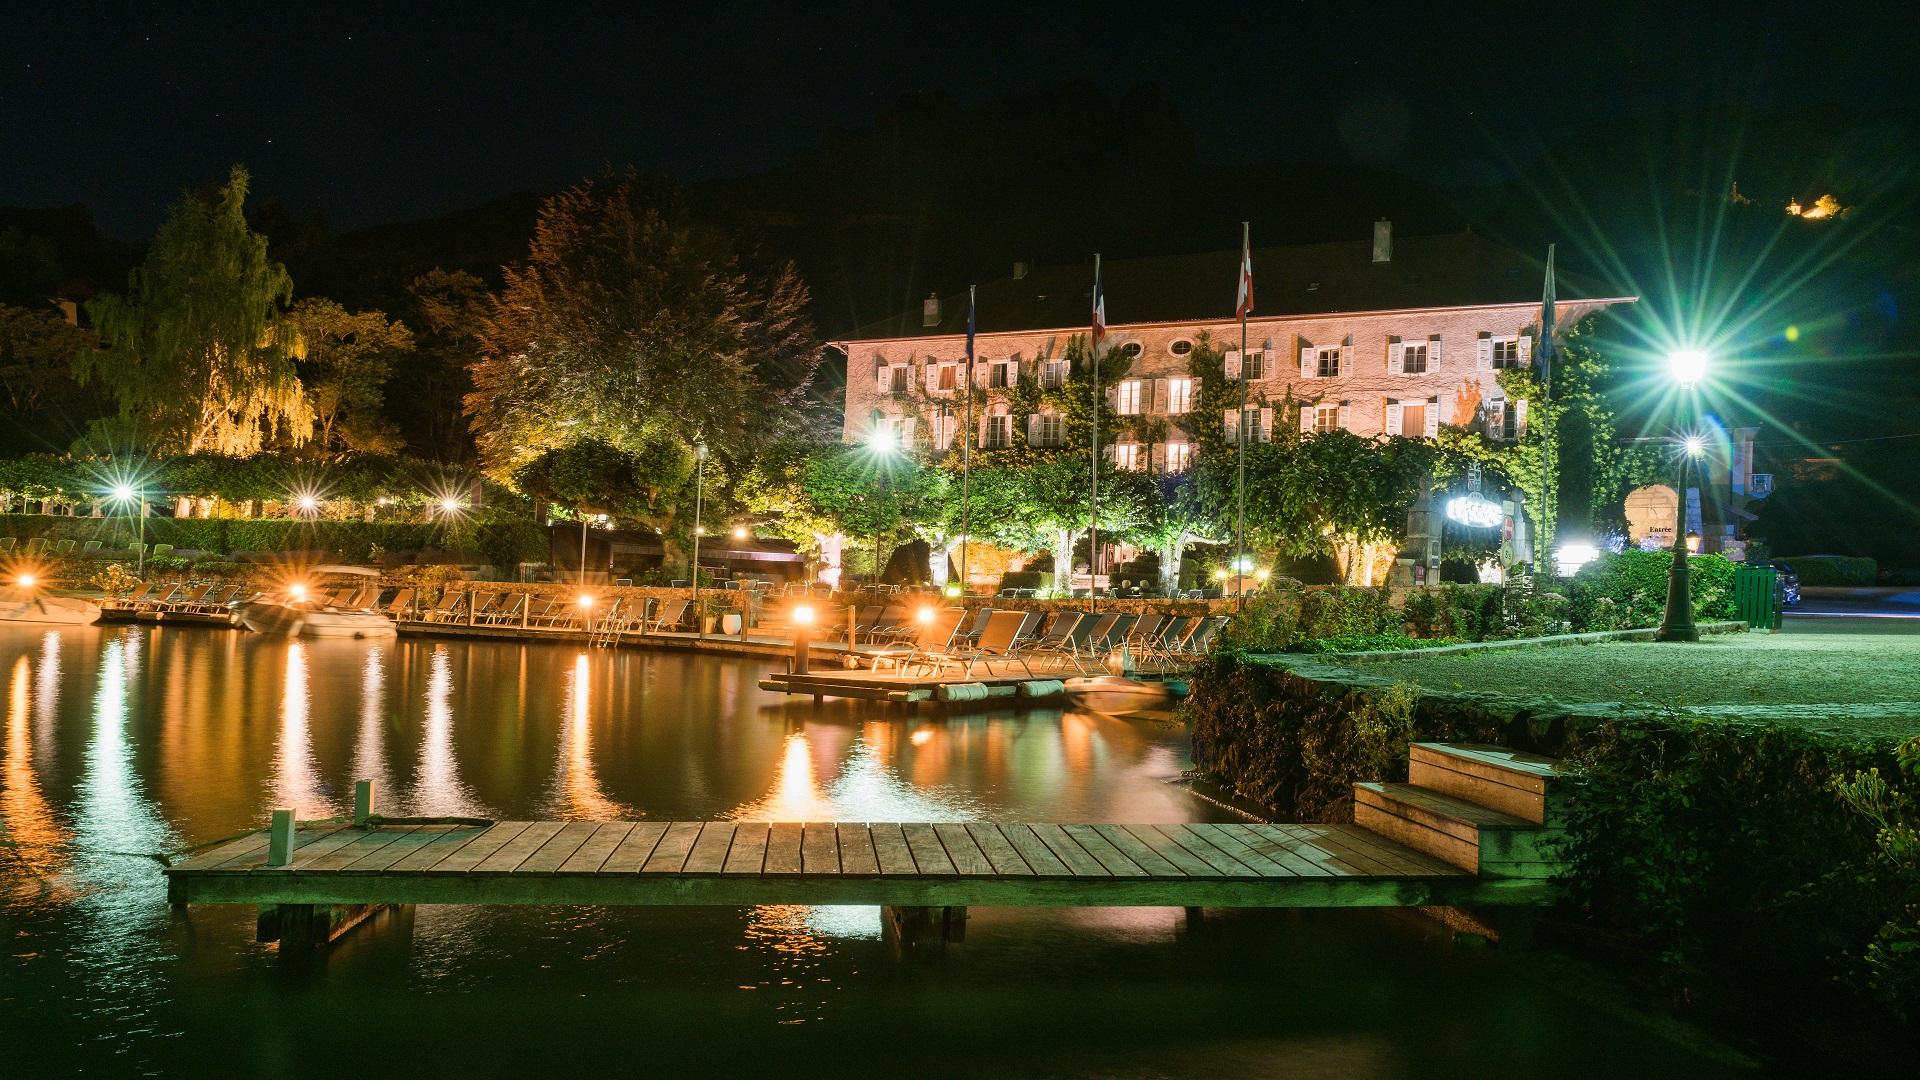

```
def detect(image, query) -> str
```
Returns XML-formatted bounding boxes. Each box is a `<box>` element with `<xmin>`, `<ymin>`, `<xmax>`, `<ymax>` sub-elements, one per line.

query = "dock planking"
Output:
<box><xmin>167</xmin><ymin>820</ymin><xmax>1554</xmax><ymax>910</ymax></box>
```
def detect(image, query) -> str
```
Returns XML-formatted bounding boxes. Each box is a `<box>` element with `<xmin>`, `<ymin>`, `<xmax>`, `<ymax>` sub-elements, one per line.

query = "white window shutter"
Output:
<box><xmin>1436</xmin><ymin>391</ymin><xmax>1454</xmax><ymax>431</ymax></box>
<box><xmin>1518</xmin><ymin>336</ymin><xmax>1533</xmax><ymax>366</ymax></box>
<box><xmin>877</xmin><ymin>363</ymin><xmax>892</xmax><ymax>393</ymax></box>
<box><xmin>1337</xmin><ymin>402</ymin><xmax>1352</xmax><ymax>431</ymax></box>
<box><xmin>1385</xmin><ymin>399</ymin><xmax>1403</xmax><ymax>436</ymax></box>
<box><xmin>1026</xmin><ymin>415</ymin><xmax>1040</xmax><ymax>444</ymax></box>
<box><xmin>1477</xmin><ymin>337</ymin><xmax>1493</xmax><ymax>370</ymax></box>
<box><xmin>1150</xmin><ymin>443</ymin><xmax>1166</xmax><ymax>474</ymax></box>
<box><xmin>1152</xmin><ymin>378</ymin><xmax>1170</xmax><ymax>415</ymax></box>
<box><xmin>1258</xmin><ymin>407</ymin><xmax>1274</xmax><ymax>443</ymax></box>
<box><xmin>978</xmin><ymin>413</ymin><xmax>989</xmax><ymax>446</ymax></box>
<box><xmin>1300</xmin><ymin>406</ymin><xmax>1315</xmax><ymax>434</ymax></box>
<box><xmin>902</xmin><ymin>418</ymin><xmax>917</xmax><ymax>445</ymax></box>
<box><xmin>1486</xmin><ymin>399</ymin><xmax>1504</xmax><ymax>438</ymax></box>
<box><xmin>924</xmin><ymin>364</ymin><xmax>939</xmax><ymax>394</ymax></box>
<box><xmin>1388</xmin><ymin>341</ymin><xmax>1403</xmax><ymax>375</ymax></box>
<box><xmin>1224</xmin><ymin>408</ymin><xmax>1238</xmax><ymax>441</ymax></box>
<box><xmin>1515</xmin><ymin>398</ymin><xmax>1530</xmax><ymax>436</ymax></box>
<box><xmin>1338</xmin><ymin>345</ymin><xmax>1351</xmax><ymax>376</ymax></box>
<box><xmin>1429</xmin><ymin>337</ymin><xmax>1443</xmax><ymax>369</ymax></box>
<box><xmin>1424</xmin><ymin>398</ymin><xmax>1440</xmax><ymax>439</ymax></box>
<box><xmin>1299</xmin><ymin>347</ymin><xmax>1315</xmax><ymax>379</ymax></box>
<box><xmin>1223</xmin><ymin>350</ymin><xmax>1242</xmax><ymax>379</ymax></box>
<box><xmin>974</xmin><ymin>361</ymin><xmax>989</xmax><ymax>387</ymax></box>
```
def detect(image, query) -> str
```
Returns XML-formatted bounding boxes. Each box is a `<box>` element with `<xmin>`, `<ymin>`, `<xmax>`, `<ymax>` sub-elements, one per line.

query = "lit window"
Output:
<box><xmin>1313</xmin><ymin>405</ymin><xmax>1341</xmax><ymax>433</ymax></box>
<box><xmin>1243</xmin><ymin>350</ymin><xmax>1267</xmax><ymax>380</ymax></box>
<box><xmin>1398</xmin><ymin>400</ymin><xmax>1426</xmax><ymax>437</ymax></box>
<box><xmin>890</xmin><ymin>365</ymin><xmax>911</xmax><ymax>393</ymax></box>
<box><xmin>1165</xmin><ymin>378</ymin><xmax>1194</xmax><ymax>415</ymax></box>
<box><xmin>1120</xmin><ymin>342</ymin><xmax>1143</xmax><ymax>359</ymax></box>
<box><xmin>1316</xmin><ymin>348</ymin><xmax>1341</xmax><ymax>378</ymax></box>
<box><xmin>1112</xmin><ymin>442</ymin><xmax>1142</xmax><ymax>471</ymax></box>
<box><xmin>1042</xmin><ymin>359</ymin><xmax>1067</xmax><ymax>388</ymax></box>
<box><xmin>1164</xmin><ymin>441</ymin><xmax>1193</xmax><ymax>473</ymax></box>
<box><xmin>1117</xmin><ymin>379</ymin><xmax>1143</xmax><ymax>415</ymax></box>
<box><xmin>1169</xmin><ymin>339</ymin><xmax>1193</xmax><ymax>356</ymax></box>
<box><xmin>932</xmin><ymin>414</ymin><xmax>956</xmax><ymax>450</ymax></box>
<box><xmin>988</xmin><ymin>361</ymin><xmax>1013</xmax><ymax>388</ymax></box>
<box><xmin>937</xmin><ymin>364</ymin><xmax>958</xmax><ymax>391</ymax></box>
<box><xmin>1401</xmin><ymin>343</ymin><xmax>1428</xmax><ymax>374</ymax></box>
<box><xmin>1491</xmin><ymin>338</ymin><xmax>1521</xmax><ymax>369</ymax></box>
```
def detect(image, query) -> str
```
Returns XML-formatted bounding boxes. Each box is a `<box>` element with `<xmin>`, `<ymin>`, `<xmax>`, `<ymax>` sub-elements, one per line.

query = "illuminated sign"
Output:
<box><xmin>1444</xmin><ymin>493</ymin><xmax>1503</xmax><ymax>528</ymax></box>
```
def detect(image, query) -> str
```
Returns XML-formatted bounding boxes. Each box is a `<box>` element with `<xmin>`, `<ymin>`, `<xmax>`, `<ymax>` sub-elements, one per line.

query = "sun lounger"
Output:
<box><xmin>161</xmin><ymin>584</ymin><xmax>212</xmax><ymax>612</ymax></box>
<box><xmin>870</xmin><ymin>607</ymin><xmax>968</xmax><ymax>675</ymax></box>
<box><xmin>644</xmin><ymin>598</ymin><xmax>690</xmax><ymax>633</ymax></box>
<box><xmin>382</xmin><ymin>588</ymin><xmax>416</xmax><ymax>617</ymax></box>
<box><xmin>478</xmin><ymin>593</ymin><xmax>526</xmax><ymax>625</ymax></box>
<box><xmin>107</xmin><ymin>581</ymin><xmax>155</xmax><ymax>610</ymax></box>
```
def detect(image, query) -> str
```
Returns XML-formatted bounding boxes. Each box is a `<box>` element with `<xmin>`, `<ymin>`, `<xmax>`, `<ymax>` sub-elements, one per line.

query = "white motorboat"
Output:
<box><xmin>236</xmin><ymin>565</ymin><xmax>396</xmax><ymax>639</ymax></box>
<box><xmin>0</xmin><ymin>584</ymin><xmax>102</xmax><ymax>626</ymax></box>
<box><xmin>1061</xmin><ymin>675</ymin><xmax>1188</xmax><ymax>721</ymax></box>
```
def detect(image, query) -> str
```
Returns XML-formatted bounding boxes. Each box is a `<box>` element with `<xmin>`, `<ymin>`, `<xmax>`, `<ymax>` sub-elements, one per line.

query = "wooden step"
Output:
<box><xmin>1408</xmin><ymin>742</ymin><xmax>1564</xmax><ymax>826</ymax></box>
<box><xmin>1353</xmin><ymin>782</ymin><xmax>1563</xmax><ymax>879</ymax></box>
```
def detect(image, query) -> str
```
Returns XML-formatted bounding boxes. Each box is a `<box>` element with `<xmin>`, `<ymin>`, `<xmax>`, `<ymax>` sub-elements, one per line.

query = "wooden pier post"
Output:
<box><xmin>266</xmin><ymin>809</ymin><xmax>295</xmax><ymax>867</ymax></box>
<box><xmin>353</xmin><ymin>780</ymin><xmax>374</xmax><ymax>827</ymax></box>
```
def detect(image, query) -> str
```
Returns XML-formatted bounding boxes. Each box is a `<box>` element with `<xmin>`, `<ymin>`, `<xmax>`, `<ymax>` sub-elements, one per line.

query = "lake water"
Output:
<box><xmin>0</xmin><ymin>623</ymin><xmax>1743</xmax><ymax>1077</ymax></box>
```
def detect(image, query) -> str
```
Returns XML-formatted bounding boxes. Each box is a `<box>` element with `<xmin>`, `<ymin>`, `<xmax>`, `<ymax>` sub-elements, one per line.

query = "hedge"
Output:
<box><xmin>1184</xmin><ymin>651</ymin><xmax>1915</xmax><ymax>1068</ymax></box>
<box><xmin>0</xmin><ymin>513</ymin><xmax>547</xmax><ymax>567</ymax></box>
<box><xmin>1779</xmin><ymin>554</ymin><xmax>1879</xmax><ymax>587</ymax></box>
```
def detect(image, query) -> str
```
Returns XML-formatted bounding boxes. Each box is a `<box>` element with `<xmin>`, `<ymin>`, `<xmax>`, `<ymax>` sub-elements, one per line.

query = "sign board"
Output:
<box><xmin>1444</xmin><ymin>493</ymin><xmax>1503</xmax><ymax>529</ymax></box>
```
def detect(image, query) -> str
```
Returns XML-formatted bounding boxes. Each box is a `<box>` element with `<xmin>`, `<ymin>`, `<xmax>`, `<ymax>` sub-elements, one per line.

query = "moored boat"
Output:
<box><xmin>1061</xmin><ymin>675</ymin><xmax>1188</xmax><ymax>721</ymax></box>
<box><xmin>0</xmin><ymin>580</ymin><xmax>103</xmax><ymax>626</ymax></box>
<box><xmin>236</xmin><ymin>565</ymin><xmax>396</xmax><ymax>639</ymax></box>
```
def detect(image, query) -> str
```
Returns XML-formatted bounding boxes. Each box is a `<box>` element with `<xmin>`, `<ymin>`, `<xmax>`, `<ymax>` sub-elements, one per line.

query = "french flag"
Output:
<box><xmin>1236</xmin><ymin>225</ymin><xmax>1255</xmax><ymax>318</ymax></box>
<box><xmin>1091</xmin><ymin>255</ymin><xmax>1106</xmax><ymax>352</ymax></box>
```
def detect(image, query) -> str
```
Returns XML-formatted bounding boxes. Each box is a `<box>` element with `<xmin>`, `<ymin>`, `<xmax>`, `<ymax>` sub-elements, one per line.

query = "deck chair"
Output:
<box><xmin>644</xmin><ymin>598</ymin><xmax>690</xmax><ymax>633</ymax></box>
<box><xmin>81</xmin><ymin>540</ymin><xmax>103</xmax><ymax>556</ymax></box>
<box><xmin>480</xmin><ymin>593</ymin><xmax>527</xmax><ymax>625</ymax></box>
<box><xmin>56</xmin><ymin>539</ymin><xmax>76</xmax><ymax>553</ymax></box>
<box><xmin>194</xmin><ymin>584</ymin><xmax>239</xmax><ymax>613</ymax></box>
<box><xmin>162</xmin><ymin>584</ymin><xmax>212</xmax><ymax>612</ymax></box>
<box><xmin>523</xmin><ymin>597</ymin><xmax>558</xmax><ymax>627</ymax></box>
<box><xmin>1174</xmin><ymin>615</ymin><xmax>1230</xmax><ymax>660</ymax></box>
<box><xmin>948</xmin><ymin>610</ymin><xmax>1041</xmax><ymax>678</ymax></box>
<box><xmin>424</xmin><ymin>590</ymin><xmax>467</xmax><ymax>623</ymax></box>
<box><xmin>0</xmin><ymin>537</ymin><xmax>14</xmax><ymax>553</ymax></box>
<box><xmin>1126</xmin><ymin>614</ymin><xmax>1166</xmax><ymax>648</ymax></box>
<box><xmin>871</xmin><ymin>607</ymin><xmax>968</xmax><ymax>674</ymax></box>
<box><xmin>1137</xmin><ymin>616</ymin><xmax>1193</xmax><ymax>670</ymax></box>
<box><xmin>1020</xmin><ymin>612</ymin><xmax>1105</xmax><ymax>673</ymax></box>
<box><xmin>150</xmin><ymin>544</ymin><xmax>173</xmax><ymax>557</ymax></box>
<box><xmin>382</xmin><ymin>588</ymin><xmax>416</xmax><ymax>617</ymax></box>
<box><xmin>950</xmin><ymin>607</ymin><xmax>994</xmax><ymax>647</ymax></box>
<box><xmin>109</xmin><ymin>581</ymin><xmax>155</xmax><ymax>610</ymax></box>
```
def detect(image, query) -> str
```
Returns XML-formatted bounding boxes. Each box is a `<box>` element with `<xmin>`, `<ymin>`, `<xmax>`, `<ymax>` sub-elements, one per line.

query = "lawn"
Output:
<box><xmin>1344</xmin><ymin>631</ymin><xmax>1920</xmax><ymax>740</ymax></box>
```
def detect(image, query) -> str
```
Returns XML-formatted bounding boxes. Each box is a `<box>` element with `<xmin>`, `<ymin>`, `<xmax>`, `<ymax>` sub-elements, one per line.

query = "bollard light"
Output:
<box><xmin>732</xmin><ymin>526</ymin><xmax>749</xmax><ymax>541</ymax></box>
<box><xmin>289</xmin><ymin>582</ymin><xmax>307</xmax><ymax>600</ymax></box>
<box><xmin>792</xmin><ymin>604</ymin><xmax>815</xmax><ymax>626</ymax></box>
<box><xmin>576</xmin><ymin>593</ymin><xmax>595</xmax><ymax>609</ymax></box>
<box><xmin>16</xmin><ymin>572</ymin><xmax>38</xmax><ymax>589</ymax></box>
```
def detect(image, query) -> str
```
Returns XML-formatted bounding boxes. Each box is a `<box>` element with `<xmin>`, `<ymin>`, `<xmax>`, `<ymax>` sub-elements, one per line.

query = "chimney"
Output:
<box><xmin>1371</xmin><ymin>219</ymin><xmax>1393</xmax><ymax>263</ymax></box>
<box><xmin>922</xmin><ymin>293</ymin><xmax>941</xmax><ymax>327</ymax></box>
<box><xmin>1012</xmin><ymin>260</ymin><xmax>1029</xmax><ymax>280</ymax></box>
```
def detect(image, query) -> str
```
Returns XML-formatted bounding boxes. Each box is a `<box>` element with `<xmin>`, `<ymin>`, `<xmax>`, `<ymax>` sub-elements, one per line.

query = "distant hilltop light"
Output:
<box><xmin>1786</xmin><ymin>194</ymin><xmax>1846</xmax><ymax>220</ymax></box>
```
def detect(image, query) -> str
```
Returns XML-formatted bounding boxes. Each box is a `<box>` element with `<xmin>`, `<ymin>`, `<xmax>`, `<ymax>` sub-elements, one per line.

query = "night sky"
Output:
<box><xmin>4</xmin><ymin>1</ymin><xmax>1913</xmax><ymax>237</ymax></box>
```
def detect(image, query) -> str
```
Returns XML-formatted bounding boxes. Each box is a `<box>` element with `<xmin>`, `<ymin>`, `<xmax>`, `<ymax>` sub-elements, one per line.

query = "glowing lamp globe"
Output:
<box><xmin>732</xmin><ymin>526</ymin><xmax>749</xmax><ymax>541</ymax></box>
<box><xmin>296</xmin><ymin>495</ymin><xmax>319</xmax><ymax>512</ymax></box>
<box><xmin>1683</xmin><ymin>435</ymin><xmax>1706</xmax><ymax>457</ymax></box>
<box><xmin>792</xmin><ymin>604</ymin><xmax>815</xmax><ymax>626</ymax></box>
<box><xmin>867</xmin><ymin>427</ymin><xmax>896</xmax><ymax>454</ymax></box>
<box><xmin>289</xmin><ymin>583</ymin><xmax>308</xmax><ymax>600</ymax></box>
<box><xmin>1668</xmin><ymin>349</ymin><xmax>1709</xmax><ymax>389</ymax></box>
<box><xmin>917</xmin><ymin>606</ymin><xmax>935</xmax><ymax>624</ymax></box>
<box><xmin>438</xmin><ymin>498</ymin><xmax>461</xmax><ymax>514</ymax></box>
<box><xmin>576</xmin><ymin>594</ymin><xmax>595</xmax><ymax>609</ymax></box>
<box><xmin>112</xmin><ymin>484</ymin><xmax>136</xmax><ymax>502</ymax></box>
<box><xmin>17</xmin><ymin>572</ymin><xmax>37</xmax><ymax>589</ymax></box>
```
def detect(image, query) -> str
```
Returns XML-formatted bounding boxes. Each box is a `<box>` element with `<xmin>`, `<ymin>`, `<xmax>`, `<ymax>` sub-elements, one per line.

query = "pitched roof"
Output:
<box><xmin>840</xmin><ymin>230</ymin><xmax>1601</xmax><ymax>342</ymax></box>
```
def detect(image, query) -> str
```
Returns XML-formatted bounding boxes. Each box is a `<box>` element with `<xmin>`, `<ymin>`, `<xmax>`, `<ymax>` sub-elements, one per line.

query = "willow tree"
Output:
<box><xmin>78</xmin><ymin>166</ymin><xmax>311</xmax><ymax>454</ymax></box>
<box><xmin>466</xmin><ymin>171</ymin><xmax>819</xmax><ymax>523</ymax></box>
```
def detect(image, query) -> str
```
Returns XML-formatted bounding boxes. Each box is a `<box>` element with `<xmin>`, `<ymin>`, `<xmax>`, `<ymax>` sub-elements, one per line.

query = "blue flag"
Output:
<box><xmin>1539</xmin><ymin>243</ymin><xmax>1557</xmax><ymax>386</ymax></box>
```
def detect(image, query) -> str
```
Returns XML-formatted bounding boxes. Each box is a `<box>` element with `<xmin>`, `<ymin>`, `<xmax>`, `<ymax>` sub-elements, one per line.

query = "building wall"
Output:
<box><xmin>839</xmin><ymin>299</ymin><xmax>1624</xmax><ymax>461</ymax></box>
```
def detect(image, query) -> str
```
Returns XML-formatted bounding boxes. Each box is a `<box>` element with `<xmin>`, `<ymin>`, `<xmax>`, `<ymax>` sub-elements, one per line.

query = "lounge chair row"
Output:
<box><xmin>866</xmin><ymin>608</ymin><xmax>1230</xmax><ymax>678</ymax></box>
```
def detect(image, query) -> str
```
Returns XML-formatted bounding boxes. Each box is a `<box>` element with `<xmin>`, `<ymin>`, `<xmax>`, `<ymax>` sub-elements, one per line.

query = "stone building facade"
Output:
<box><xmin>834</xmin><ymin>227</ymin><xmax>1633</xmax><ymax>471</ymax></box>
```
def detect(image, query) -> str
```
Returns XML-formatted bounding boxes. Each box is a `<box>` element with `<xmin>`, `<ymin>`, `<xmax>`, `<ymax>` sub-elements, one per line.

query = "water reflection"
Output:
<box><xmin>350</xmin><ymin>646</ymin><xmax>396</xmax><ymax>804</ymax></box>
<box><xmin>3</xmin><ymin>655</ymin><xmax>68</xmax><ymax>892</ymax></box>
<box><xmin>414</xmin><ymin>644</ymin><xmax>483</xmax><ymax>817</ymax></box>
<box><xmin>548</xmin><ymin>651</ymin><xmax>629</xmax><ymax>820</ymax></box>
<box><xmin>269</xmin><ymin>640</ymin><xmax>332</xmax><ymax>818</ymax></box>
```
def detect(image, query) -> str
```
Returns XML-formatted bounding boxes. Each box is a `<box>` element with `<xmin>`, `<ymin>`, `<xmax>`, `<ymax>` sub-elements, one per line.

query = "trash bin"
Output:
<box><xmin>1732</xmin><ymin>565</ymin><xmax>1779</xmax><ymax>630</ymax></box>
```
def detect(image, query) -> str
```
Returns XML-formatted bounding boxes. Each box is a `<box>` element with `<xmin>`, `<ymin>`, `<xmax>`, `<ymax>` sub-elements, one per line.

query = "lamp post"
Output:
<box><xmin>1657</xmin><ymin>350</ymin><xmax>1710</xmax><ymax>643</ymax></box>
<box><xmin>691</xmin><ymin>439</ymin><xmax>708</xmax><ymax>639</ymax></box>
<box><xmin>111</xmin><ymin>484</ymin><xmax>143</xmax><ymax>574</ymax></box>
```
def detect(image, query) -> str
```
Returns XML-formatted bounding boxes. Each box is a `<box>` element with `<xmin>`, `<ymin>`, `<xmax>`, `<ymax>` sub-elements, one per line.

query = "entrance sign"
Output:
<box><xmin>1444</xmin><ymin>493</ymin><xmax>1503</xmax><ymax>528</ymax></box>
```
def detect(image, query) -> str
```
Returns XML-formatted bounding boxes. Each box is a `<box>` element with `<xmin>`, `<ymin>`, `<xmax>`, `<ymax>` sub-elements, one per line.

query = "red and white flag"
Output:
<box><xmin>1235</xmin><ymin>225</ymin><xmax>1255</xmax><ymax>318</ymax></box>
<box><xmin>1091</xmin><ymin>254</ymin><xmax>1106</xmax><ymax>352</ymax></box>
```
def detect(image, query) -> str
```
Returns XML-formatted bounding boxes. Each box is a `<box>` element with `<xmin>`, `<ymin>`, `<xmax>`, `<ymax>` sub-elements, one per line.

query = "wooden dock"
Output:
<box><xmin>758</xmin><ymin>665</ymin><xmax>1065</xmax><ymax>704</ymax></box>
<box><xmin>163</xmin><ymin>743</ymin><xmax>1565</xmax><ymax>949</ymax></box>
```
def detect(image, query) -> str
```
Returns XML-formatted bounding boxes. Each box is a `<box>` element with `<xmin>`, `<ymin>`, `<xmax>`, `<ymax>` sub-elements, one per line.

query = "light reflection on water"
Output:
<box><xmin>0</xmin><ymin>623</ymin><xmax>1740</xmax><ymax>1077</ymax></box>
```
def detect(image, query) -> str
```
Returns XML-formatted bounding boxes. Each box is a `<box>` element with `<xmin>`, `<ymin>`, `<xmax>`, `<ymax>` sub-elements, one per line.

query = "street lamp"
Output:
<box><xmin>1657</xmin><ymin>349</ymin><xmax>1711</xmax><ymax>642</ymax></box>
<box><xmin>692</xmin><ymin>439</ymin><xmax>708</xmax><ymax>638</ymax></box>
<box><xmin>110</xmin><ymin>483</ymin><xmax>143</xmax><ymax>574</ymax></box>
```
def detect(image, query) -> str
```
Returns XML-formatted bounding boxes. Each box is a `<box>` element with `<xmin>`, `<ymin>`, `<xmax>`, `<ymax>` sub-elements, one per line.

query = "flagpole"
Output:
<box><xmin>1235</xmin><ymin>221</ymin><xmax>1249</xmax><ymax>607</ymax></box>
<box><xmin>1088</xmin><ymin>254</ymin><xmax>1101</xmax><ymax>614</ymax></box>
<box><xmin>961</xmin><ymin>285</ymin><xmax>975</xmax><ymax>596</ymax></box>
<box><xmin>1539</xmin><ymin>243</ymin><xmax>1556</xmax><ymax>570</ymax></box>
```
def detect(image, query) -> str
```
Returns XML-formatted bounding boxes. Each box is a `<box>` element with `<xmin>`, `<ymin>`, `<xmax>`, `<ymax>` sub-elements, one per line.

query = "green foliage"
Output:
<box><xmin>86</xmin><ymin>561</ymin><xmax>141</xmax><ymax>598</ymax></box>
<box><xmin>0</xmin><ymin>512</ymin><xmax>545</xmax><ymax>567</ymax></box>
<box><xmin>1567</xmin><ymin>550</ymin><xmax>1737</xmax><ymax>630</ymax></box>
<box><xmin>1183</xmin><ymin>653</ymin><xmax>1917</xmax><ymax>1058</ymax></box>
<box><xmin>398</xmin><ymin>268</ymin><xmax>488</xmax><ymax>463</ymax></box>
<box><xmin>78</xmin><ymin>166</ymin><xmax>312</xmax><ymax>455</ymax></box>
<box><xmin>282</xmin><ymin>297</ymin><xmax>413</xmax><ymax>454</ymax></box>
<box><xmin>0</xmin><ymin>303</ymin><xmax>98</xmax><ymax>453</ymax></box>
<box><xmin>1779</xmin><ymin>554</ymin><xmax>1877</xmax><ymax>587</ymax></box>
<box><xmin>1297</xmin><ymin>585</ymin><xmax>1398</xmax><ymax>639</ymax></box>
<box><xmin>1403</xmin><ymin>584</ymin><xmax>1504</xmax><ymax>640</ymax></box>
<box><xmin>1286</xmin><ymin>632</ymin><xmax>1462</xmax><ymax>654</ymax></box>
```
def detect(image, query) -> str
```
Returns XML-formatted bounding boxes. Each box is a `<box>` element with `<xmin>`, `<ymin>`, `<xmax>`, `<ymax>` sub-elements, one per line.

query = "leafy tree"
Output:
<box><xmin>466</xmin><ymin>171</ymin><xmax>820</xmax><ymax>499</ymax></box>
<box><xmin>77</xmin><ymin>166</ymin><xmax>312</xmax><ymax>454</ymax></box>
<box><xmin>401</xmin><ymin>268</ymin><xmax>487</xmax><ymax>462</ymax></box>
<box><xmin>282</xmin><ymin>298</ymin><xmax>413</xmax><ymax>455</ymax></box>
<box><xmin>0</xmin><ymin>304</ymin><xmax>98</xmax><ymax>453</ymax></box>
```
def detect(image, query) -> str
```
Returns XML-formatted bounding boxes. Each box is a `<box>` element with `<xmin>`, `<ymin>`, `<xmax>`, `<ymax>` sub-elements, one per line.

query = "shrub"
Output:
<box><xmin>1403</xmin><ymin>584</ymin><xmax>1503</xmax><ymax>640</ymax></box>
<box><xmin>1780</xmin><ymin>555</ymin><xmax>1878</xmax><ymax>587</ymax></box>
<box><xmin>1298</xmin><ymin>586</ymin><xmax>1397</xmax><ymax>639</ymax></box>
<box><xmin>1567</xmin><ymin>550</ymin><xmax>1736</xmax><ymax>630</ymax></box>
<box><xmin>87</xmin><ymin>562</ymin><xmax>141</xmax><ymax>598</ymax></box>
<box><xmin>1214</xmin><ymin>590</ymin><xmax>1303</xmax><ymax>651</ymax></box>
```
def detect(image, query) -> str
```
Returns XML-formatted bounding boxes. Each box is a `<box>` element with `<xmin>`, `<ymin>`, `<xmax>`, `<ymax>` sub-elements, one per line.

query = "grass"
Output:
<box><xmin>1344</xmin><ymin>631</ymin><xmax>1920</xmax><ymax>740</ymax></box>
